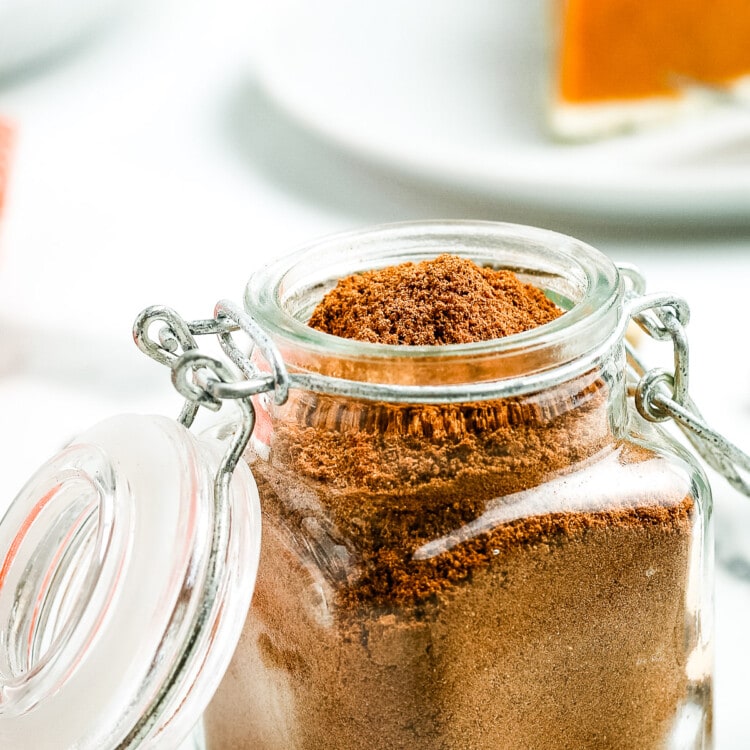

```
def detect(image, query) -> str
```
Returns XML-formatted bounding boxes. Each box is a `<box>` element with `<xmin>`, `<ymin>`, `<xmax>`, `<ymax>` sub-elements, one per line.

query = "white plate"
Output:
<box><xmin>255</xmin><ymin>0</ymin><xmax>750</xmax><ymax>223</ymax></box>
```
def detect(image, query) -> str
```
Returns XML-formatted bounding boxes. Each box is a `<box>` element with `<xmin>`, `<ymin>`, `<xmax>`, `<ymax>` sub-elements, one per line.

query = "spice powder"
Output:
<box><xmin>204</xmin><ymin>255</ymin><xmax>701</xmax><ymax>750</ymax></box>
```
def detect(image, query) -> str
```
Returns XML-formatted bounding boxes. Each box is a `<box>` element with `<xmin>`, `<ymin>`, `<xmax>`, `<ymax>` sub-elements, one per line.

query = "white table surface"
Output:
<box><xmin>0</xmin><ymin>1</ymin><xmax>748</xmax><ymax>747</ymax></box>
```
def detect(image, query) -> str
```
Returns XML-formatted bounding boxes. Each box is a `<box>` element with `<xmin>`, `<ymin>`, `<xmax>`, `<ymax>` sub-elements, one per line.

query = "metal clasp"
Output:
<box><xmin>133</xmin><ymin>282</ymin><xmax>750</xmax><ymax>500</ymax></box>
<box><xmin>119</xmin><ymin>302</ymin><xmax>285</xmax><ymax>749</ymax></box>
<box><xmin>132</xmin><ymin>301</ymin><xmax>289</xmax><ymax>515</ymax></box>
<box><xmin>621</xmin><ymin>266</ymin><xmax>750</xmax><ymax>497</ymax></box>
<box><xmin>134</xmin><ymin>301</ymin><xmax>288</xmax><ymax>420</ymax></box>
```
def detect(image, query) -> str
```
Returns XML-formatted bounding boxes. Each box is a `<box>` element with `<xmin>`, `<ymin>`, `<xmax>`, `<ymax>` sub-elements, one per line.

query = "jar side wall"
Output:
<box><xmin>204</xmin><ymin>356</ymin><xmax>710</xmax><ymax>750</ymax></box>
<box><xmin>205</xmin><ymin>454</ymin><xmax>705</xmax><ymax>750</ymax></box>
<box><xmin>253</xmin><ymin>366</ymin><xmax>622</xmax><ymax>603</ymax></box>
<box><xmin>625</xmin><ymin>421</ymin><xmax>715</xmax><ymax>748</ymax></box>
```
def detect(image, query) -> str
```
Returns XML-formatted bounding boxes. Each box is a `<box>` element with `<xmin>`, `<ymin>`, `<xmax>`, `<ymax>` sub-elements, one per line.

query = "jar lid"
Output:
<box><xmin>0</xmin><ymin>414</ymin><xmax>261</xmax><ymax>749</ymax></box>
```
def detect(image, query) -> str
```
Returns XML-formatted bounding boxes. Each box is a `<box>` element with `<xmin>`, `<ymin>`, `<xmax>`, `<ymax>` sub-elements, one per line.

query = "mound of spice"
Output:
<box><xmin>205</xmin><ymin>256</ymin><xmax>703</xmax><ymax>750</ymax></box>
<box><xmin>307</xmin><ymin>253</ymin><xmax>561</xmax><ymax>344</ymax></box>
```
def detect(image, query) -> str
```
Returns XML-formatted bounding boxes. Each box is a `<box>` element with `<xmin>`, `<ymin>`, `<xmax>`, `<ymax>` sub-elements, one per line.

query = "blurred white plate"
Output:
<box><xmin>256</xmin><ymin>0</ymin><xmax>750</xmax><ymax>222</ymax></box>
<box><xmin>0</xmin><ymin>0</ymin><xmax>126</xmax><ymax>76</ymax></box>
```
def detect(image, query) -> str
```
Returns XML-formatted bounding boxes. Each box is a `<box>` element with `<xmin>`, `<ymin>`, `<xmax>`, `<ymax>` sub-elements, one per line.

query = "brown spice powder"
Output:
<box><xmin>204</xmin><ymin>256</ymin><xmax>705</xmax><ymax>750</ymax></box>
<box><xmin>307</xmin><ymin>254</ymin><xmax>561</xmax><ymax>345</ymax></box>
<box><xmin>272</xmin><ymin>381</ymin><xmax>614</xmax><ymax>608</ymax></box>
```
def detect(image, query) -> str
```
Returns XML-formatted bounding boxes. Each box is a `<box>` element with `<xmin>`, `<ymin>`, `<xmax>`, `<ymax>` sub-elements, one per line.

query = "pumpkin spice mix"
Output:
<box><xmin>205</xmin><ymin>255</ymin><xmax>698</xmax><ymax>750</ymax></box>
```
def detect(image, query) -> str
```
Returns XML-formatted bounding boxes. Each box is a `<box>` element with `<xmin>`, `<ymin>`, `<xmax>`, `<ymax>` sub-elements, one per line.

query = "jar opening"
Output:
<box><xmin>245</xmin><ymin>221</ymin><xmax>624</xmax><ymax>391</ymax></box>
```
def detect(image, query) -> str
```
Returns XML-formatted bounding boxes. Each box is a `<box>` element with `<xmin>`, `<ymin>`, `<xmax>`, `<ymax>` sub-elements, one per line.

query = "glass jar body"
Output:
<box><xmin>204</xmin><ymin>367</ymin><xmax>712</xmax><ymax>750</ymax></box>
<box><xmin>202</xmin><ymin>223</ymin><xmax>713</xmax><ymax>750</ymax></box>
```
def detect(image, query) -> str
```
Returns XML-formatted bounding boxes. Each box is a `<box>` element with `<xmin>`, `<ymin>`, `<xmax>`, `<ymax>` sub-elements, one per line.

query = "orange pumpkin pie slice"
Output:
<box><xmin>552</xmin><ymin>0</ymin><xmax>750</xmax><ymax>139</ymax></box>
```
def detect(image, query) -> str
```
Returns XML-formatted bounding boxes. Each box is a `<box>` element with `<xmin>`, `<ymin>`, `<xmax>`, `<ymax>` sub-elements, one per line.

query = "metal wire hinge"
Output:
<box><xmin>624</xmin><ymin>285</ymin><xmax>750</xmax><ymax>497</ymax></box>
<box><xmin>133</xmin><ymin>300</ymin><xmax>288</xmax><ymax>427</ymax></box>
<box><xmin>120</xmin><ymin>301</ymin><xmax>289</xmax><ymax>748</ymax></box>
<box><xmin>134</xmin><ymin>289</ymin><xmax>750</xmax><ymax>499</ymax></box>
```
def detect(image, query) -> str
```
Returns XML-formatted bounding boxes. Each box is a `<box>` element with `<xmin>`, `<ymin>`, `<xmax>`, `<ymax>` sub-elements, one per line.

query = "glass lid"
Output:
<box><xmin>0</xmin><ymin>414</ymin><xmax>261</xmax><ymax>749</ymax></box>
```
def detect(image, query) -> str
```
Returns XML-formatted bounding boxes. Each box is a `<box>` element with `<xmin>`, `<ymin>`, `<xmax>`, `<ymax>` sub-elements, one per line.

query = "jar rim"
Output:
<box><xmin>244</xmin><ymin>221</ymin><xmax>625</xmax><ymax>390</ymax></box>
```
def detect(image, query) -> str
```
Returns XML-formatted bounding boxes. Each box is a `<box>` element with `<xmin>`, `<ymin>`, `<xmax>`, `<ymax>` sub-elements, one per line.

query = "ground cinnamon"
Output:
<box><xmin>308</xmin><ymin>254</ymin><xmax>561</xmax><ymax>344</ymax></box>
<box><xmin>204</xmin><ymin>256</ymin><xmax>704</xmax><ymax>750</ymax></box>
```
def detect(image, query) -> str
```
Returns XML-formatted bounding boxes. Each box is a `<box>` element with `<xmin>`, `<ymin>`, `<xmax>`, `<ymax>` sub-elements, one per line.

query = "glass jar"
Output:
<box><xmin>2</xmin><ymin>220</ymin><xmax>727</xmax><ymax>750</ymax></box>
<box><xmin>202</xmin><ymin>222</ymin><xmax>713</xmax><ymax>750</ymax></box>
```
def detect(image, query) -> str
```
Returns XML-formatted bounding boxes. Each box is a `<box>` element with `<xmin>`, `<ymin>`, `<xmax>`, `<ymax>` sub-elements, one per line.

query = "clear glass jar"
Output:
<box><xmin>203</xmin><ymin>222</ymin><xmax>713</xmax><ymax>750</ymax></box>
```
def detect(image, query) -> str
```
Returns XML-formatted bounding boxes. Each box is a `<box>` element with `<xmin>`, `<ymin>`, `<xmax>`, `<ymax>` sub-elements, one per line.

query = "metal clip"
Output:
<box><xmin>213</xmin><ymin>300</ymin><xmax>290</xmax><ymax>406</ymax></box>
<box><xmin>132</xmin><ymin>303</ymin><xmax>286</xmax><ymax>427</ymax></box>
<box><xmin>624</xmin><ymin>284</ymin><xmax>750</xmax><ymax>497</ymax></box>
<box><xmin>134</xmin><ymin>289</ymin><xmax>750</xmax><ymax>500</ymax></box>
<box><xmin>124</xmin><ymin>305</ymin><xmax>271</xmax><ymax>749</ymax></box>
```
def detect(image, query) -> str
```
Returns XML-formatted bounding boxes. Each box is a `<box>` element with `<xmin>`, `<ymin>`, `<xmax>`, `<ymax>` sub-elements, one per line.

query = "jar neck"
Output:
<box><xmin>245</xmin><ymin>221</ymin><xmax>627</xmax><ymax>401</ymax></box>
<box><xmin>254</xmin><ymin>339</ymin><xmax>628</xmax><ymax>501</ymax></box>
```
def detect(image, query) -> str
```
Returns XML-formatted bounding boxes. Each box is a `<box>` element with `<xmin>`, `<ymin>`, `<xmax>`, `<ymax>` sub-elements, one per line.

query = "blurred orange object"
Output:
<box><xmin>0</xmin><ymin>119</ymin><xmax>14</xmax><ymax>224</ymax></box>
<box><xmin>552</xmin><ymin>0</ymin><xmax>750</xmax><ymax>138</ymax></box>
<box><xmin>558</xmin><ymin>0</ymin><xmax>750</xmax><ymax>102</ymax></box>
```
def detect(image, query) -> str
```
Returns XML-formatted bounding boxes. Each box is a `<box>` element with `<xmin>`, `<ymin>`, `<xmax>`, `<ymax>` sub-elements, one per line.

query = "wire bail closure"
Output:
<box><xmin>620</xmin><ymin>266</ymin><xmax>750</xmax><ymax>497</ymax></box>
<box><xmin>125</xmin><ymin>302</ymin><xmax>282</xmax><ymax>750</ymax></box>
<box><xmin>134</xmin><ymin>301</ymin><xmax>289</xmax><ymax>430</ymax></box>
<box><xmin>134</xmin><ymin>279</ymin><xmax>750</xmax><ymax>502</ymax></box>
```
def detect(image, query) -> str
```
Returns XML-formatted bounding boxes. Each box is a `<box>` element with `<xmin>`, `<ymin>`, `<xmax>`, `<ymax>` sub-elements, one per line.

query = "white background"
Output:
<box><xmin>0</xmin><ymin>0</ymin><xmax>748</xmax><ymax>747</ymax></box>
